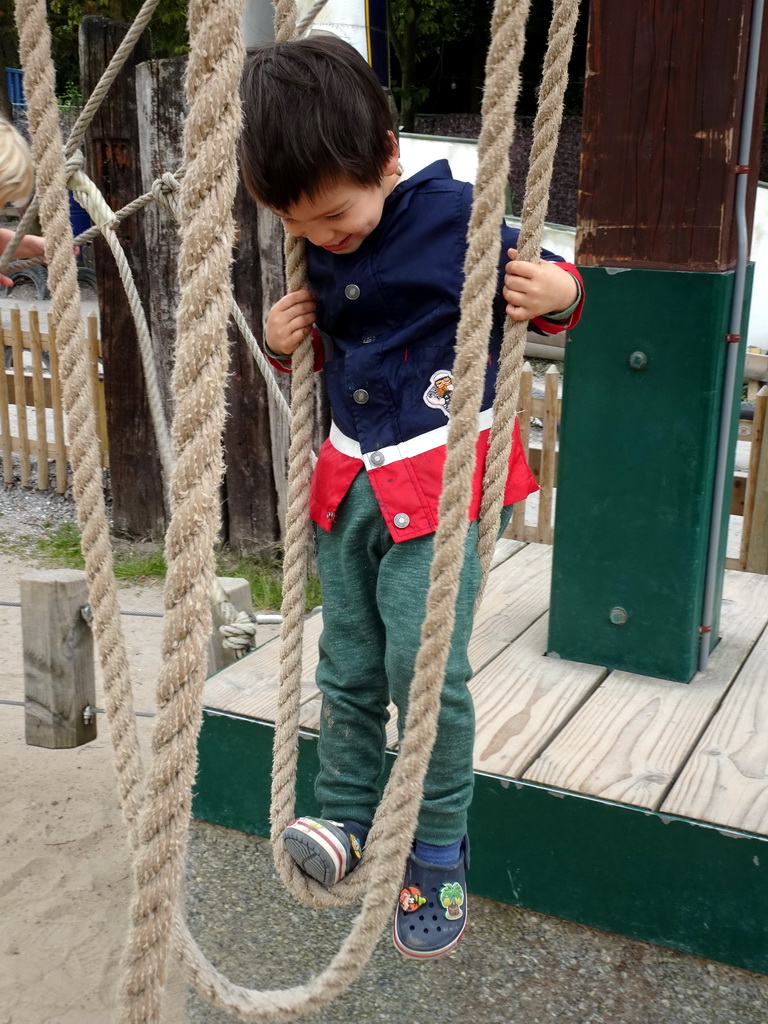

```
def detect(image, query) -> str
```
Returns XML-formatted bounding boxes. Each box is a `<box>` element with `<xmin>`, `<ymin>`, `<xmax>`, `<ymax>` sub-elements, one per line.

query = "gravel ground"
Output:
<box><xmin>184</xmin><ymin>823</ymin><xmax>767</xmax><ymax>1024</ymax></box>
<box><xmin>0</xmin><ymin>461</ymin><xmax>77</xmax><ymax>540</ymax></box>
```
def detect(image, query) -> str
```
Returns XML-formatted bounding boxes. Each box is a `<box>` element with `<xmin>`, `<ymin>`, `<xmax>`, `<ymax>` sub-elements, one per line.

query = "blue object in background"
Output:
<box><xmin>69</xmin><ymin>192</ymin><xmax>90</xmax><ymax>259</ymax></box>
<box><xmin>5</xmin><ymin>68</ymin><xmax>25</xmax><ymax>108</ymax></box>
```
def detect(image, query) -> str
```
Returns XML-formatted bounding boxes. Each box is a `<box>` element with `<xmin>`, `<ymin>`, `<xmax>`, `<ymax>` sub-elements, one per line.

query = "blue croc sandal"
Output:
<box><xmin>393</xmin><ymin>835</ymin><xmax>469</xmax><ymax>959</ymax></box>
<box><xmin>283</xmin><ymin>816</ymin><xmax>367</xmax><ymax>887</ymax></box>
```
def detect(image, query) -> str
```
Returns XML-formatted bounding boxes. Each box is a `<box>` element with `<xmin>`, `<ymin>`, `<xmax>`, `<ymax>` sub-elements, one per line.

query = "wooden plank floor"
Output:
<box><xmin>203</xmin><ymin>541</ymin><xmax>768</xmax><ymax>840</ymax></box>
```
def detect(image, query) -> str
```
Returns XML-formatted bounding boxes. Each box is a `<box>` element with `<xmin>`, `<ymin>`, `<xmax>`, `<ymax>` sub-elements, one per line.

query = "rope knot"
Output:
<box><xmin>151</xmin><ymin>172</ymin><xmax>182</xmax><ymax>217</ymax></box>
<box><xmin>66</xmin><ymin>150</ymin><xmax>119</xmax><ymax>231</ymax></box>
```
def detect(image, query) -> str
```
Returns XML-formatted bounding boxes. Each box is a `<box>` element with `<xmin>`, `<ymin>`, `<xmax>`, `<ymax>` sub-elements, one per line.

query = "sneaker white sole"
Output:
<box><xmin>283</xmin><ymin>818</ymin><xmax>348</xmax><ymax>886</ymax></box>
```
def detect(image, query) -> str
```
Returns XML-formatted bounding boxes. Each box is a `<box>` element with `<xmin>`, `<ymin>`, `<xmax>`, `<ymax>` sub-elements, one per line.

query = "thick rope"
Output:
<box><xmin>475</xmin><ymin>0</ymin><xmax>580</xmax><ymax>607</ymax></box>
<box><xmin>116</xmin><ymin>0</ymin><xmax>244</xmax><ymax>1014</ymax></box>
<box><xmin>14</xmin><ymin>0</ymin><xmax>147</xmax><ymax>868</ymax></box>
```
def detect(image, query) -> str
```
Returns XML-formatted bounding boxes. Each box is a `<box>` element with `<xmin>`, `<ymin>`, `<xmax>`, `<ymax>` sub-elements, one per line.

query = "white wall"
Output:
<box><xmin>241</xmin><ymin>0</ymin><xmax>370</xmax><ymax>58</ymax></box>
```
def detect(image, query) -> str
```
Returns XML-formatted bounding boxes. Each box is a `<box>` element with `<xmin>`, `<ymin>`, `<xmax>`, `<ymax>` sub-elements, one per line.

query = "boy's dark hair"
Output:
<box><xmin>239</xmin><ymin>35</ymin><xmax>396</xmax><ymax>212</ymax></box>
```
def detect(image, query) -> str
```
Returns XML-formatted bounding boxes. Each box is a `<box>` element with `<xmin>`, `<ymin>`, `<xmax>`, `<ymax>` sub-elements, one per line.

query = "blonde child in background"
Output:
<box><xmin>0</xmin><ymin>117</ymin><xmax>46</xmax><ymax>288</ymax></box>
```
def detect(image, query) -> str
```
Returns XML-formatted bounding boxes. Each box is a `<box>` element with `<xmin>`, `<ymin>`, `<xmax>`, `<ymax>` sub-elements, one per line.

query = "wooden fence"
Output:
<box><xmin>507</xmin><ymin>363</ymin><xmax>768</xmax><ymax>574</ymax></box>
<box><xmin>1</xmin><ymin>307</ymin><xmax>107</xmax><ymax>492</ymax></box>
<box><xmin>2</xmin><ymin>328</ymin><xmax>768</xmax><ymax>574</ymax></box>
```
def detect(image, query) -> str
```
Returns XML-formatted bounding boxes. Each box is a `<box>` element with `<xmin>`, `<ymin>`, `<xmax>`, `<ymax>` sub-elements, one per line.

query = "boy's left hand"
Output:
<box><xmin>503</xmin><ymin>248</ymin><xmax>578</xmax><ymax>322</ymax></box>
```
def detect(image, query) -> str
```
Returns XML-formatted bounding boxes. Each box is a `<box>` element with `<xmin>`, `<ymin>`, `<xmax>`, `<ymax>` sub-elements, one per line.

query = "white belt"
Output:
<box><xmin>329</xmin><ymin>408</ymin><xmax>495</xmax><ymax>471</ymax></box>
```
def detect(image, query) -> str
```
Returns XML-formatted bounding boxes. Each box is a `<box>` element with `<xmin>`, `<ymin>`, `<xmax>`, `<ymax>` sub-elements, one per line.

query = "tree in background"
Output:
<box><xmin>388</xmin><ymin>0</ymin><xmax>492</xmax><ymax>131</ymax></box>
<box><xmin>388</xmin><ymin>0</ymin><xmax>587</xmax><ymax>130</ymax></box>
<box><xmin>0</xmin><ymin>0</ymin><xmax>188</xmax><ymax>113</ymax></box>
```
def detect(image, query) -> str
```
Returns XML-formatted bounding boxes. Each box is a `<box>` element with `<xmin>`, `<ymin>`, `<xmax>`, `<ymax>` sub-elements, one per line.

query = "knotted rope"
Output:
<box><xmin>13</xmin><ymin>0</ymin><xmax>578</xmax><ymax>1017</ymax></box>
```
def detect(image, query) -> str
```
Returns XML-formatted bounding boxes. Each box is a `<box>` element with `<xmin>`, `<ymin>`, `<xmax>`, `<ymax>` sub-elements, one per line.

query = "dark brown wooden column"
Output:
<box><xmin>576</xmin><ymin>0</ymin><xmax>768</xmax><ymax>271</ymax></box>
<box><xmin>80</xmin><ymin>17</ymin><xmax>166</xmax><ymax>539</ymax></box>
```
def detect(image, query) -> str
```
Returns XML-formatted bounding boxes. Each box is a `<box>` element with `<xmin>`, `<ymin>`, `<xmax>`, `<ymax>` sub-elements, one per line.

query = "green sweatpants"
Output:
<box><xmin>314</xmin><ymin>470</ymin><xmax>511</xmax><ymax>846</ymax></box>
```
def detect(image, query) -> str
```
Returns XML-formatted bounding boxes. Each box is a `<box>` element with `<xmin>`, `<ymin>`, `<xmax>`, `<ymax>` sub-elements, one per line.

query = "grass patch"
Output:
<box><xmin>216</xmin><ymin>549</ymin><xmax>322</xmax><ymax>613</ymax></box>
<box><xmin>30</xmin><ymin>522</ymin><xmax>322</xmax><ymax>612</ymax></box>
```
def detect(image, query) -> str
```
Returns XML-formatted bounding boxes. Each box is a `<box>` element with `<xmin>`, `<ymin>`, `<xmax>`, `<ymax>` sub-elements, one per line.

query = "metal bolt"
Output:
<box><xmin>628</xmin><ymin>351</ymin><xmax>647</xmax><ymax>370</ymax></box>
<box><xmin>80</xmin><ymin>604</ymin><xmax>93</xmax><ymax>623</ymax></box>
<box><xmin>609</xmin><ymin>606</ymin><xmax>629</xmax><ymax>625</ymax></box>
<box><xmin>83</xmin><ymin>705</ymin><xmax>97</xmax><ymax>726</ymax></box>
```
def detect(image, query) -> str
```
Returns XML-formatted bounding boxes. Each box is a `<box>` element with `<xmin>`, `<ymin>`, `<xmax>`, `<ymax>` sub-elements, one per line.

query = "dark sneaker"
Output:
<box><xmin>282</xmin><ymin>816</ymin><xmax>367</xmax><ymax>887</ymax></box>
<box><xmin>393</xmin><ymin>836</ymin><xmax>469</xmax><ymax>959</ymax></box>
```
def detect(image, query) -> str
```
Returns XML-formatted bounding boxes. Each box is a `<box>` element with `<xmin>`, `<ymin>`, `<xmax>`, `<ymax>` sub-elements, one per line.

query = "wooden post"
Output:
<box><xmin>29</xmin><ymin>309</ymin><xmax>48</xmax><ymax>488</ymax></box>
<box><xmin>135</xmin><ymin>56</ymin><xmax>185</xmax><ymax>430</ymax></box>
<box><xmin>207</xmin><ymin>577</ymin><xmax>254</xmax><ymax>677</ymax></box>
<box><xmin>745</xmin><ymin>386</ymin><xmax>768</xmax><ymax>574</ymax></box>
<box><xmin>80</xmin><ymin>17</ymin><xmax>166</xmax><ymax>540</ymax></box>
<box><xmin>549</xmin><ymin>0</ymin><xmax>768</xmax><ymax>681</ymax></box>
<box><xmin>10</xmin><ymin>304</ymin><xmax>29</xmax><ymax>487</ymax></box>
<box><xmin>0</xmin><ymin>320</ymin><xmax>12</xmax><ymax>485</ymax></box>
<box><xmin>135</xmin><ymin>54</ymin><xmax>283</xmax><ymax>551</ymax></box>
<box><xmin>21</xmin><ymin>569</ymin><xmax>97</xmax><ymax>748</ymax></box>
<box><xmin>222</xmin><ymin>183</ymin><xmax>282</xmax><ymax>551</ymax></box>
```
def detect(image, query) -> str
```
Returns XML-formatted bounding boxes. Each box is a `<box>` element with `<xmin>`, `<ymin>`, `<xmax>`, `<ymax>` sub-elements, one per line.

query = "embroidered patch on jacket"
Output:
<box><xmin>399</xmin><ymin>885</ymin><xmax>427</xmax><ymax>913</ymax></box>
<box><xmin>423</xmin><ymin>370</ymin><xmax>455</xmax><ymax>418</ymax></box>
<box><xmin>438</xmin><ymin>881</ymin><xmax>465</xmax><ymax>920</ymax></box>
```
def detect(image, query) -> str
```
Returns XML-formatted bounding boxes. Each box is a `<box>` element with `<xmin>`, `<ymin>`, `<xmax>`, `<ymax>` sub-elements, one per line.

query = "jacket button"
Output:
<box><xmin>345</xmin><ymin>284</ymin><xmax>361</xmax><ymax>300</ymax></box>
<box><xmin>369</xmin><ymin>451</ymin><xmax>385</xmax><ymax>467</ymax></box>
<box><xmin>393</xmin><ymin>513</ymin><xmax>410</xmax><ymax>529</ymax></box>
<box><xmin>353</xmin><ymin>389</ymin><xmax>369</xmax><ymax>404</ymax></box>
<box><xmin>362</xmin><ymin>335</ymin><xmax>376</xmax><ymax>344</ymax></box>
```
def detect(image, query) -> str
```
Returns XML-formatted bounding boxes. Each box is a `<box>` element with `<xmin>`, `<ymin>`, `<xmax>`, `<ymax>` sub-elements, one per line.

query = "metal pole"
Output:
<box><xmin>698</xmin><ymin>0</ymin><xmax>765</xmax><ymax>671</ymax></box>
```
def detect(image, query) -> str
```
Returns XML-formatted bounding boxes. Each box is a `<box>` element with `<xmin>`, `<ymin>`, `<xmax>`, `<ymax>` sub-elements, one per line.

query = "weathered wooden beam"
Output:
<box><xmin>207</xmin><ymin>577</ymin><xmax>255</xmax><ymax>678</ymax></box>
<box><xmin>80</xmin><ymin>17</ymin><xmax>166</xmax><ymax>539</ymax></box>
<box><xmin>135</xmin><ymin>56</ymin><xmax>185</xmax><ymax>432</ymax></box>
<box><xmin>577</xmin><ymin>0</ymin><xmax>768</xmax><ymax>270</ymax></box>
<box><xmin>222</xmin><ymin>185</ymin><xmax>282</xmax><ymax>551</ymax></box>
<box><xmin>21</xmin><ymin>570</ymin><xmax>96</xmax><ymax>749</ymax></box>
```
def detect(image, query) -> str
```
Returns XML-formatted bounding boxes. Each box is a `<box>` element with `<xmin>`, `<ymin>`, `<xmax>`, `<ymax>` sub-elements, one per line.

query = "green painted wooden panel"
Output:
<box><xmin>470</xmin><ymin>777</ymin><xmax>768</xmax><ymax>975</ymax></box>
<box><xmin>194</xmin><ymin>712</ymin><xmax>768</xmax><ymax>975</ymax></box>
<box><xmin>548</xmin><ymin>267</ymin><xmax>750</xmax><ymax>681</ymax></box>
<box><xmin>193</xmin><ymin>711</ymin><xmax>322</xmax><ymax>836</ymax></box>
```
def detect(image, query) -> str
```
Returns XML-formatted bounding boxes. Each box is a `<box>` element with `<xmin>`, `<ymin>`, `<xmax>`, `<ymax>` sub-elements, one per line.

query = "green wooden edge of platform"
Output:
<box><xmin>194</xmin><ymin>709</ymin><xmax>768</xmax><ymax>976</ymax></box>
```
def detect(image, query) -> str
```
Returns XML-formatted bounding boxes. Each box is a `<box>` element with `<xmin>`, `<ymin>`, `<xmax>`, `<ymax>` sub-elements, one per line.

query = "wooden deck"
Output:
<box><xmin>196</xmin><ymin>540</ymin><xmax>768</xmax><ymax>973</ymax></box>
<box><xmin>203</xmin><ymin>539</ymin><xmax>768</xmax><ymax>840</ymax></box>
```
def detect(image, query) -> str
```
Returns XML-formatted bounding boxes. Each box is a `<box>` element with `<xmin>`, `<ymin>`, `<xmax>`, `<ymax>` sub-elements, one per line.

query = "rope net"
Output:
<box><xmin>9</xmin><ymin>0</ymin><xmax>579</xmax><ymax>1018</ymax></box>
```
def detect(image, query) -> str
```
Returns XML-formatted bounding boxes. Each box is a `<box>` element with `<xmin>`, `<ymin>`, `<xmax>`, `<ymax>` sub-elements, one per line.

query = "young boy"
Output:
<box><xmin>239</xmin><ymin>35</ymin><xmax>583</xmax><ymax>960</ymax></box>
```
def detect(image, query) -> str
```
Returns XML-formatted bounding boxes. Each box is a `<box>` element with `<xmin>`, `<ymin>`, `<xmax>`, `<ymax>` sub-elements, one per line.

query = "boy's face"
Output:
<box><xmin>273</xmin><ymin>153</ymin><xmax>399</xmax><ymax>256</ymax></box>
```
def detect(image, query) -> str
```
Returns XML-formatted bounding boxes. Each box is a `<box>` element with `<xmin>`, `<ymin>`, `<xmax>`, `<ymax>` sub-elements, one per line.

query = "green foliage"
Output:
<box><xmin>57</xmin><ymin>81</ymin><xmax>83</xmax><ymax>107</ymax></box>
<box><xmin>388</xmin><ymin>0</ymin><xmax>492</xmax><ymax>129</ymax></box>
<box><xmin>30</xmin><ymin>522</ymin><xmax>322</xmax><ymax>613</ymax></box>
<box><xmin>35</xmin><ymin>520</ymin><xmax>84</xmax><ymax>566</ymax></box>
<box><xmin>46</xmin><ymin>0</ymin><xmax>189</xmax><ymax>99</ymax></box>
<box><xmin>217</xmin><ymin>549</ymin><xmax>322</xmax><ymax>614</ymax></box>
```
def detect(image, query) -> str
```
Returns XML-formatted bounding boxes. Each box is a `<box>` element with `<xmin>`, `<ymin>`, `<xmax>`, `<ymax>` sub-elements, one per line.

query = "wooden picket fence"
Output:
<box><xmin>508</xmin><ymin>363</ymin><xmax>768</xmax><ymax>573</ymax></box>
<box><xmin>0</xmin><ymin>306</ymin><xmax>107</xmax><ymax>492</ymax></box>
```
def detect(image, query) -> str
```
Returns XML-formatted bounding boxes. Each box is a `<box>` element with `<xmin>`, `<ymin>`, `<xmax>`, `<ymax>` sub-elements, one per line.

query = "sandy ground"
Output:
<box><xmin>0</xmin><ymin>550</ymin><xmax>188</xmax><ymax>1024</ymax></box>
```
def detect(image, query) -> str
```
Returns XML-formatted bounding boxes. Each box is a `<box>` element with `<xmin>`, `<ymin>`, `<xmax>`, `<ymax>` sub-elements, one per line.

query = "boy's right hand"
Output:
<box><xmin>265</xmin><ymin>290</ymin><xmax>316</xmax><ymax>357</ymax></box>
